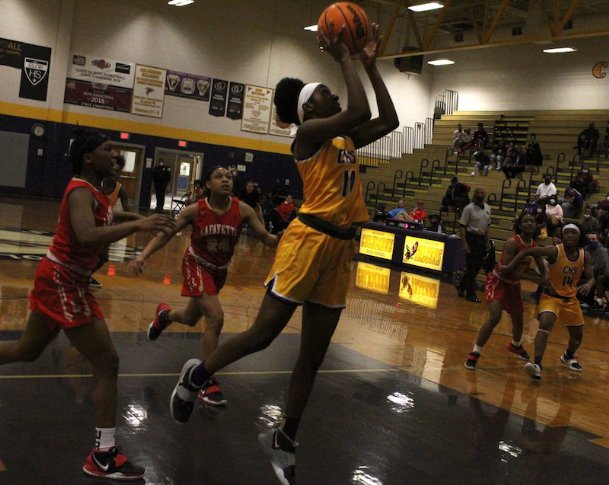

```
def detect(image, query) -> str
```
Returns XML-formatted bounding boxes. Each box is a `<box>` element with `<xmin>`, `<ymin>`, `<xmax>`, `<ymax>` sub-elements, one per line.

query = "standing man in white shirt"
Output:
<box><xmin>458</xmin><ymin>187</ymin><xmax>492</xmax><ymax>302</ymax></box>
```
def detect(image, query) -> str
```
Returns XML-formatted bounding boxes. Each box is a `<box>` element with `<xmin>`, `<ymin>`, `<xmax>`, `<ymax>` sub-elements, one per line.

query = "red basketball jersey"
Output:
<box><xmin>495</xmin><ymin>234</ymin><xmax>537</xmax><ymax>283</ymax></box>
<box><xmin>48</xmin><ymin>178</ymin><xmax>113</xmax><ymax>272</ymax></box>
<box><xmin>189</xmin><ymin>197</ymin><xmax>242</xmax><ymax>268</ymax></box>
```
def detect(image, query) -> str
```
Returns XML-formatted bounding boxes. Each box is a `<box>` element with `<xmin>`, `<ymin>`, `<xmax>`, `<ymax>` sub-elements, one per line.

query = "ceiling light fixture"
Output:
<box><xmin>304</xmin><ymin>25</ymin><xmax>318</xmax><ymax>32</ymax></box>
<box><xmin>168</xmin><ymin>0</ymin><xmax>194</xmax><ymax>6</ymax></box>
<box><xmin>428</xmin><ymin>59</ymin><xmax>455</xmax><ymax>66</ymax></box>
<box><xmin>409</xmin><ymin>2</ymin><xmax>444</xmax><ymax>12</ymax></box>
<box><xmin>543</xmin><ymin>47</ymin><xmax>577</xmax><ymax>53</ymax></box>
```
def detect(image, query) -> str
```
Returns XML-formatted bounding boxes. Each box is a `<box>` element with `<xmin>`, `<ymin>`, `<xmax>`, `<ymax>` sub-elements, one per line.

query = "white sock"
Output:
<box><xmin>95</xmin><ymin>427</ymin><xmax>116</xmax><ymax>451</ymax></box>
<box><xmin>512</xmin><ymin>339</ymin><xmax>523</xmax><ymax>347</ymax></box>
<box><xmin>473</xmin><ymin>344</ymin><xmax>482</xmax><ymax>354</ymax></box>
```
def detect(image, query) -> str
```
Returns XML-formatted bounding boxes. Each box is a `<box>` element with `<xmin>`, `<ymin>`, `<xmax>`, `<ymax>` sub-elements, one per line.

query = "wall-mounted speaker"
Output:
<box><xmin>394</xmin><ymin>55</ymin><xmax>424</xmax><ymax>75</ymax></box>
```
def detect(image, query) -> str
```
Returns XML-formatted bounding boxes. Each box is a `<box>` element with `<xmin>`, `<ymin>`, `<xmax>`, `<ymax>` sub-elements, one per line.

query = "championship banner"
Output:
<box><xmin>269</xmin><ymin>97</ymin><xmax>293</xmax><ymax>137</ymax></box>
<box><xmin>359</xmin><ymin>228</ymin><xmax>395</xmax><ymax>261</ymax></box>
<box><xmin>399</xmin><ymin>272</ymin><xmax>440</xmax><ymax>309</ymax></box>
<box><xmin>355</xmin><ymin>262</ymin><xmax>390</xmax><ymax>294</ymax></box>
<box><xmin>402</xmin><ymin>236</ymin><xmax>445</xmax><ymax>272</ymax></box>
<box><xmin>226</xmin><ymin>82</ymin><xmax>245</xmax><ymax>120</ymax></box>
<box><xmin>209</xmin><ymin>79</ymin><xmax>228</xmax><ymax>117</ymax></box>
<box><xmin>131</xmin><ymin>64</ymin><xmax>166</xmax><ymax>118</ymax></box>
<box><xmin>64</xmin><ymin>53</ymin><xmax>134</xmax><ymax>111</ymax></box>
<box><xmin>0</xmin><ymin>38</ymin><xmax>52</xmax><ymax>102</ymax></box>
<box><xmin>165</xmin><ymin>70</ymin><xmax>211</xmax><ymax>101</ymax></box>
<box><xmin>241</xmin><ymin>85</ymin><xmax>273</xmax><ymax>134</ymax></box>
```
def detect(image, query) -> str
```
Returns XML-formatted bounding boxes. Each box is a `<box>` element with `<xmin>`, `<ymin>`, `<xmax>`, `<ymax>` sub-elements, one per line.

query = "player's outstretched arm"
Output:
<box><xmin>239</xmin><ymin>201</ymin><xmax>278</xmax><ymax>247</ymax></box>
<box><xmin>578</xmin><ymin>251</ymin><xmax>595</xmax><ymax>296</ymax></box>
<box><xmin>500</xmin><ymin>246</ymin><xmax>555</xmax><ymax>275</ymax></box>
<box><xmin>112</xmin><ymin>209</ymin><xmax>145</xmax><ymax>222</ymax></box>
<box><xmin>129</xmin><ymin>204</ymin><xmax>195</xmax><ymax>275</ymax></box>
<box><xmin>349</xmin><ymin>23</ymin><xmax>399</xmax><ymax>149</ymax></box>
<box><xmin>69</xmin><ymin>187</ymin><xmax>176</xmax><ymax>247</ymax></box>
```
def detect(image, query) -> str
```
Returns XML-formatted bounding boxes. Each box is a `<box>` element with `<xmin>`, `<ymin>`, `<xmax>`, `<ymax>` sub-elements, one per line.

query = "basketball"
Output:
<box><xmin>317</xmin><ymin>2</ymin><xmax>370</xmax><ymax>55</ymax></box>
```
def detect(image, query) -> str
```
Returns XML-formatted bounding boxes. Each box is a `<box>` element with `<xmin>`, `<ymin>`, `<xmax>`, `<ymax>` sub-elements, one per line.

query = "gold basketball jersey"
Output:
<box><xmin>296</xmin><ymin>136</ymin><xmax>369</xmax><ymax>228</ymax></box>
<box><xmin>547</xmin><ymin>244</ymin><xmax>584</xmax><ymax>298</ymax></box>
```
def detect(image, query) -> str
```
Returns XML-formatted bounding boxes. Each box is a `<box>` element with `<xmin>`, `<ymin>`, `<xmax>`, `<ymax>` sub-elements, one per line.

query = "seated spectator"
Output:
<box><xmin>545</xmin><ymin>196</ymin><xmax>563</xmax><ymax>238</ymax></box>
<box><xmin>457</xmin><ymin>128</ymin><xmax>472</xmax><ymax>156</ymax></box>
<box><xmin>581</xmin><ymin>206</ymin><xmax>600</xmax><ymax>235</ymax></box>
<box><xmin>577</xmin><ymin>122</ymin><xmax>600</xmax><ymax>157</ymax></box>
<box><xmin>185</xmin><ymin>179</ymin><xmax>205</xmax><ymax>205</ymax></box>
<box><xmin>427</xmin><ymin>213</ymin><xmax>444</xmax><ymax>233</ymax></box>
<box><xmin>472</xmin><ymin>122</ymin><xmax>489</xmax><ymax>151</ymax></box>
<box><xmin>388</xmin><ymin>199</ymin><xmax>407</xmax><ymax>219</ymax></box>
<box><xmin>408</xmin><ymin>200</ymin><xmax>427</xmax><ymax>223</ymax></box>
<box><xmin>268</xmin><ymin>194</ymin><xmax>296</xmax><ymax>233</ymax></box>
<box><xmin>276</xmin><ymin>194</ymin><xmax>296</xmax><ymax>222</ymax></box>
<box><xmin>489</xmin><ymin>138</ymin><xmax>505</xmax><ymax>170</ymax></box>
<box><xmin>501</xmin><ymin>143</ymin><xmax>525</xmax><ymax>179</ymax></box>
<box><xmin>535</xmin><ymin>175</ymin><xmax>557</xmax><ymax>205</ymax></box>
<box><xmin>441</xmin><ymin>176</ymin><xmax>470</xmax><ymax>213</ymax></box>
<box><xmin>523</xmin><ymin>195</ymin><xmax>547</xmax><ymax>236</ymax></box>
<box><xmin>571</xmin><ymin>165</ymin><xmax>596</xmax><ymax>198</ymax></box>
<box><xmin>561</xmin><ymin>187</ymin><xmax>584</xmax><ymax>218</ymax></box>
<box><xmin>470</xmin><ymin>148</ymin><xmax>491</xmax><ymax>176</ymax></box>
<box><xmin>582</xmin><ymin>232</ymin><xmax>609</xmax><ymax>309</ymax></box>
<box><xmin>260</xmin><ymin>192</ymin><xmax>276</xmax><ymax>229</ymax></box>
<box><xmin>453</xmin><ymin>124</ymin><xmax>466</xmax><ymax>150</ymax></box>
<box><xmin>524</xmin><ymin>133</ymin><xmax>543</xmax><ymax>166</ymax></box>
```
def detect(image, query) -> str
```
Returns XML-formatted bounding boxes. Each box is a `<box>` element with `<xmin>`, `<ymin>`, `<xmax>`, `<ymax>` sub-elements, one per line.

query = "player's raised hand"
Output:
<box><xmin>359</xmin><ymin>23</ymin><xmax>381</xmax><ymax>69</ymax></box>
<box><xmin>317</xmin><ymin>22</ymin><xmax>350</xmax><ymax>62</ymax></box>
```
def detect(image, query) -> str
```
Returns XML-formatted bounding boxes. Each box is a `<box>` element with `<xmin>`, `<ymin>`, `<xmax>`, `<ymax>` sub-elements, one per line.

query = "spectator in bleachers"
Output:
<box><xmin>581</xmin><ymin>206</ymin><xmax>600</xmax><ymax>235</ymax></box>
<box><xmin>408</xmin><ymin>200</ymin><xmax>427</xmax><ymax>223</ymax></box>
<box><xmin>472</xmin><ymin>122</ymin><xmax>489</xmax><ymax>152</ymax></box>
<box><xmin>457</xmin><ymin>128</ymin><xmax>473</xmax><ymax>156</ymax></box>
<box><xmin>441</xmin><ymin>176</ymin><xmax>470</xmax><ymax>213</ymax></box>
<box><xmin>453</xmin><ymin>124</ymin><xmax>466</xmax><ymax>150</ymax></box>
<box><xmin>185</xmin><ymin>179</ymin><xmax>204</xmax><ymax>205</ymax></box>
<box><xmin>524</xmin><ymin>133</ymin><xmax>543</xmax><ymax>166</ymax></box>
<box><xmin>470</xmin><ymin>148</ymin><xmax>491</xmax><ymax>176</ymax></box>
<box><xmin>577</xmin><ymin>122</ymin><xmax>600</xmax><ymax>157</ymax></box>
<box><xmin>535</xmin><ymin>175</ymin><xmax>557</xmax><ymax>204</ymax></box>
<box><xmin>545</xmin><ymin>196</ymin><xmax>563</xmax><ymax>238</ymax></box>
<box><xmin>388</xmin><ymin>199</ymin><xmax>407</xmax><ymax>219</ymax></box>
<box><xmin>561</xmin><ymin>187</ymin><xmax>584</xmax><ymax>218</ymax></box>
<box><xmin>489</xmin><ymin>138</ymin><xmax>505</xmax><ymax>170</ymax></box>
<box><xmin>571</xmin><ymin>165</ymin><xmax>596</xmax><ymax>198</ymax></box>
<box><xmin>501</xmin><ymin>143</ymin><xmax>525</xmax><ymax>179</ymax></box>
<box><xmin>427</xmin><ymin>213</ymin><xmax>444</xmax><ymax>233</ymax></box>
<box><xmin>582</xmin><ymin>232</ymin><xmax>609</xmax><ymax>310</ymax></box>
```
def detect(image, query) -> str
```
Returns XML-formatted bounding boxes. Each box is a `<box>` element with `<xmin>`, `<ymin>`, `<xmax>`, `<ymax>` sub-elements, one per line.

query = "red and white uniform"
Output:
<box><xmin>29</xmin><ymin>179</ymin><xmax>113</xmax><ymax>328</ymax></box>
<box><xmin>181</xmin><ymin>197</ymin><xmax>242</xmax><ymax>297</ymax></box>
<box><xmin>484</xmin><ymin>234</ymin><xmax>536</xmax><ymax>315</ymax></box>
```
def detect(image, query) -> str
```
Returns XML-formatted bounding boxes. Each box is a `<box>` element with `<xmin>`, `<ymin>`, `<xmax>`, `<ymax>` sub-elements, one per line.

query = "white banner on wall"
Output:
<box><xmin>241</xmin><ymin>85</ymin><xmax>273</xmax><ymax>134</ymax></box>
<box><xmin>67</xmin><ymin>53</ymin><xmax>135</xmax><ymax>87</ymax></box>
<box><xmin>131</xmin><ymin>64</ymin><xmax>167</xmax><ymax>118</ymax></box>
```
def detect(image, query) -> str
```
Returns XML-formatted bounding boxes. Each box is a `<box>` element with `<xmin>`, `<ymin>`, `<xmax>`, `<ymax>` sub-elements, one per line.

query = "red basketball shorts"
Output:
<box><xmin>181</xmin><ymin>252</ymin><xmax>227</xmax><ymax>297</ymax></box>
<box><xmin>484</xmin><ymin>272</ymin><xmax>523</xmax><ymax>315</ymax></box>
<box><xmin>29</xmin><ymin>258</ymin><xmax>104</xmax><ymax>329</ymax></box>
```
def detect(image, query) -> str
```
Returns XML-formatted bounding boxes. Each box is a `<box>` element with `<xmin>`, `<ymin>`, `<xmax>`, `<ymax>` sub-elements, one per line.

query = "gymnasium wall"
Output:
<box><xmin>428</xmin><ymin>35</ymin><xmax>609</xmax><ymax>112</ymax></box>
<box><xmin>0</xmin><ymin>0</ymin><xmax>434</xmax><ymax>203</ymax></box>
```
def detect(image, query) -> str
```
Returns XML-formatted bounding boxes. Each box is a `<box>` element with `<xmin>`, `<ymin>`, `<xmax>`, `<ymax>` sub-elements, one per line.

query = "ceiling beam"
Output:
<box><xmin>379</xmin><ymin>4</ymin><xmax>402</xmax><ymax>55</ymax></box>
<box><xmin>467</xmin><ymin>3</ymin><xmax>483</xmax><ymax>43</ymax></box>
<box><xmin>553</xmin><ymin>0</ymin><xmax>581</xmax><ymax>37</ymax></box>
<box><xmin>422</xmin><ymin>0</ymin><xmax>452</xmax><ymax>51</ymax></box>
<box><xmin>406</xmin><ymin>1</ymin><xmax>424</xmax><ymax>50</ymax></box>
<box><xmin>481</xmin><ymin>0</ymin><xmax>510</xmax><ymax>44</ymax></box>
<box><xmin>379</xmin><ymin>27</ymin><xmax>609</xmax><ymax>59</ymax></box>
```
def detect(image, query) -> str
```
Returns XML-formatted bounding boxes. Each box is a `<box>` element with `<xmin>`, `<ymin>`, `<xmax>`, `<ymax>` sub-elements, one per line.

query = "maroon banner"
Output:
<box><xmin>64</xmin><ymin>78</ymin><xmax>132</xmax><ymax>112</ymax></box>
<box><xmin>227</xmin><ymin>82</ymin><xmax>244</xmax><ymax>120</ymax></box>
<box><xmin>208</xmin><ymin>79</ymin><xmax>228</xmax><ymax>117</ymax></box>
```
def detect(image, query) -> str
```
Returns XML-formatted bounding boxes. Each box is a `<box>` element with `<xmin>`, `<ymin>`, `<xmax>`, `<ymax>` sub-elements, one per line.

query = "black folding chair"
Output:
<box><xmin>170</xmin><ymin>192</ymin><xmax>191</xmax><ymax>218</ymax></box>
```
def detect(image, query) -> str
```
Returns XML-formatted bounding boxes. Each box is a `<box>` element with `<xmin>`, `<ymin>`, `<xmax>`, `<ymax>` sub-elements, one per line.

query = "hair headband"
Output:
<box><xmin>562</xmin><ymin>223</ymin><xmax>581</xmax><ymax>234</ymax></box>
<box><xmin>297</xmin><ymin>82</ymin><xmax>321</xmax><ymax>124</ymax></box>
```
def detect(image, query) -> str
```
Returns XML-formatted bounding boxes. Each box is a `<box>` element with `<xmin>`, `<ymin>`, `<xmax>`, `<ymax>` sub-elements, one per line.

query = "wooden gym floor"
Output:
<box><xmin>1</xmin><ymin>196</ymin><xmax>609</xmax><ymax>484</ymax></box>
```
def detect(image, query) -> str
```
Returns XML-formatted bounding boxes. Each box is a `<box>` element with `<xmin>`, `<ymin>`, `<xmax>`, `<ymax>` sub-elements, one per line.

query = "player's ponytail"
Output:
<box><xmin>69</xmin><ymin>127</ymin><xmax>109</xmax><ymax>175</ymax></box>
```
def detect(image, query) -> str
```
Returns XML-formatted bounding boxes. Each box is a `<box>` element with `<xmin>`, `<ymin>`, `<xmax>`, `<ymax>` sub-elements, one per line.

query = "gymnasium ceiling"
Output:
<box><xmin>358</xmin><ymin>0</ymin><xmax>609</xmax><ymax>59</ymax></box>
